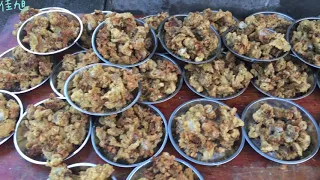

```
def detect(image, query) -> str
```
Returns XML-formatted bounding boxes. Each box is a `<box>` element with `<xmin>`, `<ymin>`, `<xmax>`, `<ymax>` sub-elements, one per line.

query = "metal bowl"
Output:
<box><xmin>158</xmin><ymin>14</ymin><xmax>222</xmax><ymax>64</ymax></box>
<box><xmin>0</xmin><ymin>46</ymin><xmax>54</xmax><ymax>94</ymax></box>
<box><xmin>39</xmin><ymin>7</ymin><xmax>71</xmax><ymax>12</ymax></box>
<box><xmin>91</xmin><ymin>103</ymin><xmax>168</xmax><ymax>168</ymax></box>
<box><xmin>126</xmin><ymin>157</ymin><xmax>204</xmax><ymax>180</ymax></box>
<box><xmin>92</xmin><ymin>18</ymin><xmax>158</xmax><ymax>68</ymax></box>
<box><xmin>0</xmin><ymin>90</ymin><xmax>23</xmax><ymax>145</ymax></box>
<box><xmin>286</xmin><ymin>17</ymin><xmax>320</xmax><ymax>69</ymax></box>
<box><xmin>17</xmin><ymin>9</ymin><xmax>83</xmax><ymax>56</ymax></box>
<box><xmin>168</xmin><ymin>98</ymin><xmax>245</xmax><ymax>166</ymax></box>
<box><xmin>64</xmin><ymin>63</ymin><xmax>141</xmax><ymax>116</ymax></box>
<box><xmin>249</xmin><ymin>11</ymin><xmax>295</xmax><ymax>25</ymax></box>
<box><xmin>13</xmin><ymin>97</ymin><xmax>92</xmax><ymax>165</ymax></box>
<box><xmin>139</xmin><ymin>53</ymin><xmax>184</xmax><ymax>104</ymax></box>
<box><xmin>242</xmin><ymin>97</ymin><xmax>320</xmax><ymax>164</ymax></box>
<box><xmin>317</xmin><ymin>70</ymin><xmax>320</xmax><ymax>89</ymax></box>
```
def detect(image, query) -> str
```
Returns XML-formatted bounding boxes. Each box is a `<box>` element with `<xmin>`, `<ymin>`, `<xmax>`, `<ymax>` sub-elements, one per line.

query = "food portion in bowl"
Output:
<box><xmin>20</xmin><ymin>95</ymin><xmax>89</xmax><ymax>166</ymax></box>
<box><xmin>67</xmin><ymin>64</ymin><xmax>139</xmax><ymax>113</ymax></box>
<box><xmin>175</xmin><ymin>104</ymin><xmax>244</xmax><ymax>161</ymax></box>
<box><xmin>143</xmin><ymin>12</ymin><xmax>169</xmax><ymax>32</ymax></box>
<box><xmin>290</xmin><ymin>20</ymin><xmax>320</xmax><ymax>66</ymax></box>
<box><xmin>185</xmin><ymin>52</ymin><xmax>253</xmax><ymax>98</ymax></box>
<box><xmin>95</xmin><ymin>104</ymin><xmax>164</xmax><ymax>164</ymax></box>
<box><xmin>202</xmin><ymin>8</ymin><xmax>237</xmax><ymax>34</ymax></box>
<box><xmin>56</xmin><ymin>49</ymin><xmax>100</xmax><ymax>95</ymax></box>
<box><xmin>0</xmin><ymin>93</ymin><xmax>20</xmax><ymax>138</ymax></box>
<box><xmin>164</xmin><ymin>12</ymin><xmax>219</xmax><ymax>62</ymax></box>
<box><xmin>0</xmin><ymin>46</ymin><xmax>53</xmax><ymax>92</ymax></box>
<box><xmin>251</xmin><ymin>56</ymin><xmax>313</xmax><ymax>98</ymax></box>
<box><xmin>13</xmin><ymin>6</ymin><xmax>41</xmax><ymax>36</ymax></box>
<box><xmin>248</xmin><ymin>103</ymin><xmax>311</xmax><ymax>160</ymax></box>
<box><xmin>96</xmin><ymin>12</ymin><xmax>152</xmax><ymax>65</ymax></box>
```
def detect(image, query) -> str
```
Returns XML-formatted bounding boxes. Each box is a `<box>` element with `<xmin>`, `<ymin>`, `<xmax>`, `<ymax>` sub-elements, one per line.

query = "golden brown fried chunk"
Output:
<box><xmin>48</xmin><ymin>164</ymin><xmax>73</xmax><ymax>180</ymax></box>
<box><xmin>143</xmin><ymin>12</ymin><xmax>169</xmax><ymax>31</ymax></box>
<box><xmin>96</xmin><ymin>104</ymin><xmax>163</xmax><ymax>164</ymax></box>
<box><xmin>0</xmin><ymin>93</ymin><xmax>20</xmax><ymax>138</ymax></box>
<box><xmin>202</xmin><ymin>8</ymin><xmax>237</xmax><ymax>34</ymax></box>
<box><xmin>12</xmin><ymin>6</ymin><xmax>41</xmax><ymax>36</ymax></box>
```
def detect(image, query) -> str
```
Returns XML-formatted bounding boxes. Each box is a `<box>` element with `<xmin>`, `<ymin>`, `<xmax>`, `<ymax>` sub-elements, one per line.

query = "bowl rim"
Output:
<box><xmin>139</xmin><ymin>53</ymin><xmax>184</xmax><ymax>104</ymax></box>
<box><xmin>66</xmin><ymin>163</ymin><xmax>117</xmax><ymax>180</ymax></box>
<box><xmin>158</xmin><ymin>14</ymin><xmax>222</xmax><ymax>65</ymax></box>
<box><xmin>241</xmin><ymin>97</ymin><xmax>320</xmax><ymax>164</ymax></box>
<box><xmin>91</xmin><ymin>103</ymin><xmax>168</xmax><ymax>168</ymax></box>
<box><xmin>168</xmin><ymin>98</ymin><xmax>245</xmax><ymax>166</ymax></box>
<box><xmin>317</xmin><ymin>70</ymin><xmax>320</xmax><ymax>89</ymax></box>
<box><xmin>13</xmin><ymin>97</ymin><xmax>92</xmax><ymax>165</ymax></box>
<box><xmin>248</xmin><ymin>11</ymin><xmax>295</xmax><ymax>22</ymax></box>
<box><xmin>63</xmin><ymin>63</ymin><xmax>142</xmax><ymax>116</ymax></box>
<box><xmin>91</xmin><ymin>18</ymin><xmax>158</xmax><ymax>68</ymax></box>
<box><xmin>17</xmin><ymin>9</ymin><xmax>84</xmax><ymax>56</ymax></box>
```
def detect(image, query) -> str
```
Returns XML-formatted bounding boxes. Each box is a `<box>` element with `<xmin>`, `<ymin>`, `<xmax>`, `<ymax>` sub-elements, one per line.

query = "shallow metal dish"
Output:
<box><xmin>158</xmin><ymin>14</ymin><xmax>222</xmax><ymax>64</ymax></box>
<box><xmin>39</xmin><ymin>7</ymin><xmax>71</xmax><ymax>12</ymax></box>
<box><xmin>286</xmin><ymin>17</ymin><xmax>320</xmax><ymax>69</ymax></box>
<box><xmin>17</xmin><ymin>9</ymin><xmax>83</xmax><ymax>55</ymax></box>
<box><xmin>126</xmin><ymin>157</ymin><xmax>203</xmax><ymax>180</ymax></box>
<box><xmin>64</xmin><ymin>63</ymin><xmax>141</xmax><ymax>116</ymax></box>
<box><xmin>91</xmin><ymin>103</ymin><xmax>168</xmax><ymax>168</ymax></box>
<box><xmin>0</xmin><ymin>90</ymin><xmax>23</xmax><ymax>145</ymax></box>
<box><xmin>168</xmin><ymin>98</ymin><xmax>245</xmax><ymax>166</ymax></box>
<box><xmin>92</xmin><ymin>18</ymin><xmax>158</xmax><ymax>68</ymax></box>
<box><xmin>242</xmin><ymin>97</ymin><xmax>320</xmax><ymax>164</ymax></box>
<box><xmin>249</xmin><ymin>11</ymin><xmax>295</xmax><ymax>25</ymax></box>
<box><xmin>13</xmin><ymin>97</ymin><xmax>92</xmax><ymax>165</ymax></box>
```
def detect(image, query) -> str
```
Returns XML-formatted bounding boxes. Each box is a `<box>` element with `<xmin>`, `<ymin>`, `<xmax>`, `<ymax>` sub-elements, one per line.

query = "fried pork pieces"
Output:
<box><xmin>202</xmin><ymin>8</ymin><xmax>237</xmax><ymax>34</ymax></box>
<box><xmin>143</xmin><ymin>12</ymin><xmax>169</xmax><ymax>31</ymax></box>
<box><xmin>68</xmin><ymin>65</ymin><xmax>139</xmax><ymax>113</ymax></box>
<box><xmin>291</xmin><ymin>20</ymin><xmax>320</xmax><ymax>66</ymax></box>
<box><xmin>22</xmin><ymin>96</ymin><xmax>89</xmax><ymax>166</ymax></box>
<box><xmin>164</xmin><ymin>12</ymin><xmax>219</xmax><ymax>62</ymax></box>
<box><xmin>12</xmin><ymin>6</ymin><xmax>40</xmax><ymax>36</ymax></box>
<box><xmin>175</xmin><ymin>104</ymin><xmax>244</xmax><ymax>161</ymax></box>
<box><xmin>96</xmin><ymin>104</ymin><xmax>163</xmax><ymax>164</ymax></box>
<box><xmin>185</xmin><ymin>52</ymin><xmax>253</xmax><ymax>98</ymax></box>
<box><xmin>96</xmin><ymin>13</ymin><xmax>152</xmax><ymax>65</ymax></box>
<box><xmin>0</xmin><ymin>93</ymin><xmax>20</xmax><ymax>138</ymax></box>
<box><xmin>248</xmin><ymin>103</ymin><xmax>311</xmax><ymax>160</ymax></box>
<box><xmin>0</xmin><ymin>46</ymin><xmax>53</xmax><ymax>91</ymax></box>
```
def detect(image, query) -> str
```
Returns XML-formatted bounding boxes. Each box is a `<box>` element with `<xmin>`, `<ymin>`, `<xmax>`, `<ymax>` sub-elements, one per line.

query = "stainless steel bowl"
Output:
<box><xmin>17</xmin><ymin>9</ymin><xmax>83</xmax><ymax>55</ymax></box>
<box><xmin>92</xmin><ymin>18</ymin><xmax>158</xmax><ymax>68</ymax></box>
<box><xmin>139</xmin><ymin>53</ymin><xmax>184</xmax><ymax>104</ymax></box>
<box><xmin>0</xmin><ymin>90</ymin><xmax>23</xmax><ymax>145</ymax></box>
<box><xmin>39</xmin><ymin>7</ymin><xmax>71</xmax><ymax>12</ymax></box>
<box><xmin>64</xmin><ymin>63</ymin><xmax>141</xmax><ymax>116</ymax></box>
<box><xmin>242</xmin><ymin>97</ymin><xmax>320</xmax><ymax>164</ymax></box>
<box><xmin>13</xmin><ymin>97</ymin><xmax>92</xmax><ymax>165</ymax></box>
<box><xmin>91</xmin><ymin>103</ymin><xmax>168</xmax><ymax>168</ymax></box>
<box><xmin>126</xmin><ymin>157</ymin><xmax>204</xmax><ymax>180</ymax></box>
<box><xmin>0</xmin><ymin>46</ymin><xmax>54</xmax><ymax>94</ymax></box>
<box><xmin>286</xmin><ymin>17</ymin><xmax>320</xmax><ymax>69</ymax></box>
<box><xmin>249</xmin><ymin>11</ymin><xmax>295</xmax><ymax>25</ymax></box>
<box><xmin>158</xmin><ymin>14</ymin><xmax>222</xmax><ymax>64</ymax></box>
<box><xmin>168</xmin><ymin>98</ymin><xmax>245</xmax><ymax>166</ymax></box>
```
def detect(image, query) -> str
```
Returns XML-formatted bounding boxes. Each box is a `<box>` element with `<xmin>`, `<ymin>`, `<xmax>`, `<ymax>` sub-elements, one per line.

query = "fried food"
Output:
<box><xmin>22</xmin><ymin>12</ymin><xmax>80</xmax><ymax>53</ymax></box>
<box><xmin>251</xmin><ymin>56</ymin><xmax>312</xmax><ymax>98</ymax></box>
<box><xmin>68</xmin><ymin>64</ymin><xmax>139</xmax><ymax>113</ymax></box>
<box><xmin>96</xmin><ymin>104</ymin><xmax>163</xmax><ymax>164</ymax></box>
<box><xmin>0</xmin><ymin>93</ymin><xmax>20</xmax><ymax>138</ymax></box>
<box><xmin>248</xmin><ymin>103</ymin><xmax>311</xmax><ymax>160</ymax></box>
<box><xmin>290</xmin><ymin>20</ymin><xmax>320</xmax><ymax>66</ymax></box>
<box><xmin>96</xmin><ymin>12</ymin><xmax>152</xmax><ymax>65</ymax></box>
<box><xmin>56</xmin><ymin>49</ymin><xmax>100</xmax><ymax>95</ymax></box>
<box><xmin>13</xmin><ymin>6</ymin><xmax>40</xmax><ymax>36</ymax></box>
<box><xmin>22</xmin><ymin>95</ymin><xmax>89</xmax><ymax>166</ymax></box>
<box><xmin>139</xmin><ymin>152</ymin><xmax>195</xmax><ymax>180</ymax></box>
<box><xmin>202</xmin><ymin>8</ymin><xmax>237</xmax><ymax>34</ymax></box>
<box><xmin>185</xmin><ymin>52</ymin><xmax>253</xmax><ymax>98</ymax></box>
<box><xmin>164</xmin><ymin>12</ymin><xmax>219</xmax><ymax>62</ymax></box>
<box><xmin>175</xmin><ymin>104</ymin><xmax>244</xmax><ymax>161</ymax></box>
<box><xmin>143</xmin><ymin>12</ymin><xmax>169</xmax><ymax>32</ymax></box>
<box><xmin>0</xmin><ymin>46</ymin><xmax>53</xmax><ymax>91</ymax></box>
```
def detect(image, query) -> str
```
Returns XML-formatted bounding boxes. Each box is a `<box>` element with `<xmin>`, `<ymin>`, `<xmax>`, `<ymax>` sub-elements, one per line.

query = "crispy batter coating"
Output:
<box><xmin>164</xmin><ymin>12</ymin><xmax>219</xmax><ymax>62</ymax></box>
<box><xmin>251</xmin><ymin>56</ymin><xmax>312</xmax><ymax>98</ymax></box>
<box><xmin>13</xmin><ymin>6</ymin><xmax>40</xmax><ymax>36</ymax></box>
<box><xmin>68</xmin><ymin>65</ymin><xmax>139</xmax><ymax>113</ymax></box>
<box><xmin>96</xmin><ymin>104</ymin><xmax>163</xmax><ymax>164</ymax></box>
<box><xmin>0</xmin><ymin>93</ymin><xmax>20</xmax><ymax>138</ymax></box>
<box><xmin>291</xmin><ymin>20</ymin><xmax>320</xmax><ymax>66</ymax></box>
<box><xmin>202</xmin><ymin>8</ymin><xmax>237</xmax><ymax>34</ymax></box>
<box><xmin>96</xmin><ymin>12</ymin><xmax>152</xmax><ymax>65</ymax></box>
<box><xmin>22</xmin><ymin>95</ymin><xmax>89</xmax><ymax>166</ymax></box>
<box><xmin>0</xmin><ymin>46</ymin><xmax>53</xmax><ymax>91</ymax></box>
<box><xmin>22</xmin><ymin>12</ymin><xmax>80</xmax><ymax>53</ymax></box>
<box><xmin>175</xmin><ymin>104</ymin><xmax>244</xmax><ymax>161</ymax></box>
<box><xmin>185</xmin><ymin>52</ymin><xmax>253</xmax><ymax>98</ymax></box>
<box><xmin>143</xmin><ymin>12</ymin><xmax>169</xmax><ymax>32</ymax></box>
<box><xmin>248</xmin><ymin>103</ymin><xmax>311</xmax><ymax>160</ymax></box>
